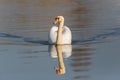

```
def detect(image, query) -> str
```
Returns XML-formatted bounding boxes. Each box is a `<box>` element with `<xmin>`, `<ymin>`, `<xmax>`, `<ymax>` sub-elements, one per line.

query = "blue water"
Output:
<box><xmin>0</xmin><ymin>0</ymin><xmax>120</xmax><ymax>80</ymax></box>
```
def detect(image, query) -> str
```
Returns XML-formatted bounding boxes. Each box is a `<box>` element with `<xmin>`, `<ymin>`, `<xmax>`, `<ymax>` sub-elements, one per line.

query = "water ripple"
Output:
<box><xmin>0</xmin><ymin>28</ymin><xmax>120</xmax><ymax>45</ymax></box>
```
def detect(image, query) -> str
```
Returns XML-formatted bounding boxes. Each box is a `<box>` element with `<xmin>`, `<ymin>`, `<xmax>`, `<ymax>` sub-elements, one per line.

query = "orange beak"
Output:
<box><xmin>53</xmin><ymin>21</ymin><xmax>58</xmax><ymax>24</ymax></box>
<box><xmin>53</xmin><ymin>18</ymin><xmax>59</xmax><ymax>24</ymax></box>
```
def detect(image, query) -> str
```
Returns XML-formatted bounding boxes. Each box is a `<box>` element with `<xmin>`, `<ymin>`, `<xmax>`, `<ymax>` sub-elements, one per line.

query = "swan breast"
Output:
<box><xmin>48</xmin><ymin>26</ymin><xmax>72</xmax><ymax>44</ymax></box>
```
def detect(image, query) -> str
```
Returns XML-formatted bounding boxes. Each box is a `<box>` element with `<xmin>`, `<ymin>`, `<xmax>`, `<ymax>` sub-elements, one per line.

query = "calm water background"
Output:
<box><xmin>0</xmin><ymin>0</ymin><xmax>120</xmax><ymax>80</ymax></box>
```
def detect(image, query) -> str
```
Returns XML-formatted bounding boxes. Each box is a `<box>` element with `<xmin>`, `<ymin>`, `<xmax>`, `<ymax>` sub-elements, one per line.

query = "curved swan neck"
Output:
<box><xmin>56</xmin><ymin>20</ymin><xmax>64</xmax><ymax>44</ymax></box>
<box><xmin>59</xmin><ymin>20</ymin><xmax>64</xmax><ymax>28</ymax></box>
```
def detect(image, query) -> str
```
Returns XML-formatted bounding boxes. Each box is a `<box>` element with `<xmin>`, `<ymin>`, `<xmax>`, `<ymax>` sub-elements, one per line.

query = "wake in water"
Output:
<box><xmin>73</xmin><ymin>28</ymin><xmax>120</xmax><ymax>44</ymax></box>
<box><xmin>0</xmin><ymin>28</ymin><xmax>120</xmax><ymax>45</ymax></box>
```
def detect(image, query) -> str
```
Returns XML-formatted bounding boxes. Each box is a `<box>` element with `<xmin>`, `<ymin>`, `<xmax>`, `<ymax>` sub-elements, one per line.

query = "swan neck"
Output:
<box><xmin>56</xmin><ymin>20</ymin><xmax>64</xmax><ymax>44</ymax></box>
<box><xmin>59</xmin><ymin>21</ymin><xmax>64</xmax><ymax>28</ymax></box>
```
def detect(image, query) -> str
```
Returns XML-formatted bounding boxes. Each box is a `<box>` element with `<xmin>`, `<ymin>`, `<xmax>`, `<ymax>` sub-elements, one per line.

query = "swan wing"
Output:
<box><xmin>48</xmin><ymin>26</ymin><xmax>72</xmax><ymax>44</ymax></box>
<box><xmin>62</xmin><ymin>26</ymin><xmax>72</xmax><ymax>44</ymax></box>
<box><xmin>48</xmin><ymin>26</ymin><xmax>58</xmax><ymax>44</ymax></box>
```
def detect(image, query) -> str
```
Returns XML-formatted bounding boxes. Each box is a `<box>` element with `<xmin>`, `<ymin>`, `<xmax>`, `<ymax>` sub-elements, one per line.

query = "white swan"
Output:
<box><xmin>48</xmin><ymin>16</ymin><xmax>72</xmax><ymax>45</ymax></box>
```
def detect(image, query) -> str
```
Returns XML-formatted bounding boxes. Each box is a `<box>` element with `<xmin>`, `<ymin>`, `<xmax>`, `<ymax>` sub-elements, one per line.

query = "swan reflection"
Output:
<box><xmin>49</xmin><ymin>45</ymin><xmax>72</xmax><ymax>58</ymax></box>
<box><xmin>49</xmin><ymin>45</ymin><xmax>72</xmax><ymax>75</ymax></box>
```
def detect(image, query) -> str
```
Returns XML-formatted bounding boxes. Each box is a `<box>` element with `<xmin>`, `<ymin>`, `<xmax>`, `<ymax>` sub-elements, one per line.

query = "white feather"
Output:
<box><xmin>48</xmin><ymin>26</ymin><xmax>72</xmax><ymax>44</ymax></box>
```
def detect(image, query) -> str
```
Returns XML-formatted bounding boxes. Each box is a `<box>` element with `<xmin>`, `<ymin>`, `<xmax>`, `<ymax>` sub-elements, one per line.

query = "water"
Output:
<box><xmin>0</xmin><ymin>0</ymin><xmax>120</xmax><ymax>80</ymax></box>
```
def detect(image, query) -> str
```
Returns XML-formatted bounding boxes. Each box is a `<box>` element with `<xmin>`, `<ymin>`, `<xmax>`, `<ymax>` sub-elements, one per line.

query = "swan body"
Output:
<box><xmin>48</xmin><ymin>26</ymin><xmax>71</xmax><ymax>44</ymax></box>
<box><xmin>48</xmin><ymin>16</ymin><xmax>72</xmax><ymax>45</ymax></box>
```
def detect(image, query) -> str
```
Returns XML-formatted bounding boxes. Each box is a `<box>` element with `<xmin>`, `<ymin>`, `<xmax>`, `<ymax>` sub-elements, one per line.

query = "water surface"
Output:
<box><xmin>0</xmin><ymin>0</ymin><xmax>120</xmax><ymax>80</ymax></box>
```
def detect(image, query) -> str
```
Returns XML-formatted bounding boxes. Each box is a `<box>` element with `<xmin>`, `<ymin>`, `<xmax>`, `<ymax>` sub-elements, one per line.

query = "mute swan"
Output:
<box><xmin>48</xmin><ymin>16</ymin><xmax>72</xmax><ymax>45</ymax></box>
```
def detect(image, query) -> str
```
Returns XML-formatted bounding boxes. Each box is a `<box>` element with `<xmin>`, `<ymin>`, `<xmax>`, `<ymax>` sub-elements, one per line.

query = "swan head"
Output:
<box><xmin>54</xmin><ymin>16</ymin><xmax>64</xmax><ymax>24</ymax></box>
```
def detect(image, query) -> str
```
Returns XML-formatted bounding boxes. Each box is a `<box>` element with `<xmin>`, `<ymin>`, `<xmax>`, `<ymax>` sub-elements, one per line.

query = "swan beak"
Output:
<box><xmin>53</xmin><ymin>20</ymin><xmax>58</xmax><ymax>24</ymax></box>
<box><xmin>53</xmin><ymin>18</ymin><xmax>59</xmax><ymax>24</ymax></box>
